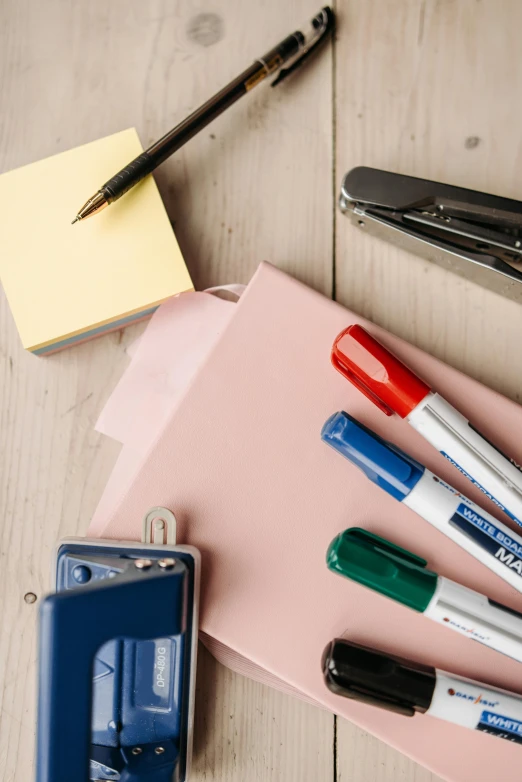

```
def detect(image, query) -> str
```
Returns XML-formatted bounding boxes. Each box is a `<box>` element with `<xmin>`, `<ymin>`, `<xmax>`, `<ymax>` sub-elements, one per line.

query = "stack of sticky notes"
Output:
<box><xmin>0</xmin><ymin>128</ymin><xmax>193</xmax><ymax>355</ymax></box>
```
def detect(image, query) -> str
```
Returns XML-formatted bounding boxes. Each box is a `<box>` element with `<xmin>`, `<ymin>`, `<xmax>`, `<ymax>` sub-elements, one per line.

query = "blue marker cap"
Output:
<box><xmin>321</xmin><ymin>411</ymin><xmax>425</xmax><ymax>501</ymax></box>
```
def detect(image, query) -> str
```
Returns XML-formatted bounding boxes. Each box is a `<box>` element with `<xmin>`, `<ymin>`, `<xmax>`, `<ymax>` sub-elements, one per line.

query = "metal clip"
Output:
<box><xmin>271</xmin><ymin>6</ymin><xmax>335</xmax><ymax>87</ymax></box>
<box><xmin>142</xmin><ymin>507</ymin><xmax>178</xmax><ymax>546</ymax></box>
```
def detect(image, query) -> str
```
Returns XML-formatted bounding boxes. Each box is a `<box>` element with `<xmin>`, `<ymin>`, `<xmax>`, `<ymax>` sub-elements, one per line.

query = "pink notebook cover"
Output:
<box><xmin>94</xmin><ymin>263</ymin><xmax>522</xmax><ymax>781</ymax></box>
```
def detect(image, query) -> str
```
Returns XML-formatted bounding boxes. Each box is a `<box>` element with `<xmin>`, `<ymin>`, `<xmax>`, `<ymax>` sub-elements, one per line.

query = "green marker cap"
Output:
<box><xmin>326</xmin><ymin>528</ymin><xmax>438</xmax><ymax>612</ymax></box>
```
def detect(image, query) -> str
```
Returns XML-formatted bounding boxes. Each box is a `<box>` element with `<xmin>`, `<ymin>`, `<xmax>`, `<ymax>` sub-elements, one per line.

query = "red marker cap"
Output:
<box><xmin>331</xmin><ymin>325</ymin><xmax>431</xmax><ymax>418</ymax></box>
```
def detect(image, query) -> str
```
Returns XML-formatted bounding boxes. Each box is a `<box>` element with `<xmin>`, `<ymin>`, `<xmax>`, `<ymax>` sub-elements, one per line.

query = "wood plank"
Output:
<box><xmin>336</xmin><ymin>720</ymin><xmax>437</xmax><ymax>782</ymax></box>
<box><xmin>334</xmin><ymin>1</ymin><xmax>522</xmax><ymax>779</ymax></box>
<box><xmin>193</xmin><ymin>646</ymin><xmax>333</xmax><ymax>781</ymax></box>
<box><xmin>0</xmin><ymin>285</ymin><xmax>131</xmax><ymax>782</ymax></box>
<box><xmin>334</xmin><ymin>0</ymin><xmax>522</xmax><ymax>402</ymax></box>
<box><xmin>0</xmin><ymin>1</ymin><xmax>334</xmax><ymax>780</ymax></box>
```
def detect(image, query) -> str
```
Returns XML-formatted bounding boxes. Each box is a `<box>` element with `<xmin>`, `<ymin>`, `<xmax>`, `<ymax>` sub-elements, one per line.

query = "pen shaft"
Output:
<box><xmin>405</xmin><ymin>468</ymin><xmax>522</xmax><ymax>593</ymax></box>
<box><xmin>101</xmin><ymin>32</ymin><xmax>303</xmax><ymax>203</ymax></box>
<box><xmin>146</xmin><ymin>63</ymin><xmax>261</xmax><ymax>166</ymax></box>
<box><xmin>73</xmin><ymin>11</ymin><xmax>335</xmax><ymax>220</ymax></box>
<box><xmin>100</xmin><ymin>62</ymin><xmax>260</xmax><ymax>203</ymax></box>
<box><xmin>425</xmin><ymin>576</ymin><xmax>522</xmax><ymax>663</ymax></box>
<box><xmin>428</xmin><ymin>670</ymin><xmax>522</xmax><ymax>741</ymax></box>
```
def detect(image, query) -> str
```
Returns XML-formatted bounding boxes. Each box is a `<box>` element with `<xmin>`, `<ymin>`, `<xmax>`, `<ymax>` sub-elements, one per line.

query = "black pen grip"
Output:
<box><xmin>101</xmin><ymin>152</ymin><xmax>156</xmax><ymax>202</ymax></box>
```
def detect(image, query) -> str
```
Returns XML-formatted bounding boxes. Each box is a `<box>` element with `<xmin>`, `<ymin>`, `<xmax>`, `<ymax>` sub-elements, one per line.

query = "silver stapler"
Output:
<box><xmin>339</xmin><ymin>167</ymin><xmax>522</xmax><ymax>303</ymax></box>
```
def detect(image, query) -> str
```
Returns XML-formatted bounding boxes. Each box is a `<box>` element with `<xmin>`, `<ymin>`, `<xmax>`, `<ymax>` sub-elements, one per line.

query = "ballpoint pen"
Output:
<box><xmin>331</xmin><ymin>324</ymin><xmax>522</xmax><ymax>526</ymax></box>
<box><xmin>323</xmin><ymin>638</ymin><xmax>522</xmax><ymax>744</ymax></box>
<box><xmin>72</xmin><ymin>6</ymin><xmax>335</xmax><ymax>224</ymax></box>
<box><xmin>321</xmin><ymin>411</ymin><xmax>522</xmax><ymax>593</ymax></box>
<box><xmin>327</xmin><ymin>527</ymin><xmax>522</xmax><ymax>663</ymax></box>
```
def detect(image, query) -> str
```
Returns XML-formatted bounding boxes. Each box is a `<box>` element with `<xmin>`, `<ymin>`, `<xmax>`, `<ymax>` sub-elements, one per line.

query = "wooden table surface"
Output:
<box><xmin>1</xmin><ymin>1</ymin><xmax>522</xmax><ymax>779</ymax></box>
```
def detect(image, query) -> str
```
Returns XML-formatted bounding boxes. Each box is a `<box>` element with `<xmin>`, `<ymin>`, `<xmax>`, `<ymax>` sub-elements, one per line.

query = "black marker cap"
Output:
<box><xmin>322</xmin><ymin>639</ymin><xmax>436</xmax><ymax>717</ymax></box>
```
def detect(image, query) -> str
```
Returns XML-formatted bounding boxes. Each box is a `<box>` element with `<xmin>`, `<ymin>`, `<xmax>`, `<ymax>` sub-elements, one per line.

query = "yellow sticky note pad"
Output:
<box><xmin>0</xmin><ymin>129</ymin><xmax>193</xmax><ymax>354</ymax></box>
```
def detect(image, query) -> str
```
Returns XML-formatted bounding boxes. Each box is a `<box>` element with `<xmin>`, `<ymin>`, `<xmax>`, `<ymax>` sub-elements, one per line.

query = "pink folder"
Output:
<box><xmin>93</xmin><ymin>263</ymin><xmax>522</xmax><ymax>781</ymax></box>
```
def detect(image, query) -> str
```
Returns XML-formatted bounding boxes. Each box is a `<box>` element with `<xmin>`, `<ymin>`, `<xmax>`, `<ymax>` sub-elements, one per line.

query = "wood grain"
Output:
<box><xmin>335</xmin><ymin>721</ymin><xmax>437</xmax><ymax>782</ymax></box>
<box><xmin>334</xmin><ymin>0</ymin><xmax>522</xmax><ymax>403</ymax></box>
<box><xmin>2</xmin><ymin>0</ymin><xmax>520</xmax><ymax>779</ymax></box>
<box><xmin>0</xmin><ymin>1</ymin><xmax>334</xmax><ymax>780</ymax></box>
<box><xmin>193</xmin><ymin>646</ymin><xmax>334</xmax><ymax>781</ymax></box>
<box><xmin>334</xmin><ymin>1</ymin><xmax>522</xmax><ymax>777</ymax></box>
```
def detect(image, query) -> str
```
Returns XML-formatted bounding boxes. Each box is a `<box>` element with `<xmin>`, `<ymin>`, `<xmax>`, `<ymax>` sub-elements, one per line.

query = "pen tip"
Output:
<box><xmin>71</xmin><ymin>216</ymin><xmax>79</xmax><ymax>225</ymax></box>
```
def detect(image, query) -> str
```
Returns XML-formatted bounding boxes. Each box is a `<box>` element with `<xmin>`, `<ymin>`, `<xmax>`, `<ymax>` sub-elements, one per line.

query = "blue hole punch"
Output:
<box><xmin>36</xmin><ymin>508</ymin><xmax>200</xmax><ymax>782</ymax></box>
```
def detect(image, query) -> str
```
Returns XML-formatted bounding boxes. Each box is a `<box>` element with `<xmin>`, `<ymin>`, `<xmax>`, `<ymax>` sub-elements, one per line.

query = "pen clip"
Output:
<box><xmin>331</xmin><ymin>350</ymin><xmax>394</xmax><ymax>416</ymax></box>
<box><xmin>344</xmin><ymin>528</ymin><xmax>428</xmax><ymax>569</ymax></box>
<box><xmin>327</xmin><ymin>526</ymin><xmax>437</xmax><ymax>611</ymax></box>
<box><xmin>331</xmin><ymin>325</ymin><xmax>431</xmax><ymax>419</ymax></box>
<box><xmin>323</xmin><ymin>638</ymin><xmax>432</xmax><ymax>717</ymax></box>
<box><xmin>335</xmin><ymin>681</ymin><xmax>416</xmax><ymax>715</ymax></box>
<box><xmin>271</xmin><ymin>6</ymin><xmax>335</xmax><ymax>87</ymax></box>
